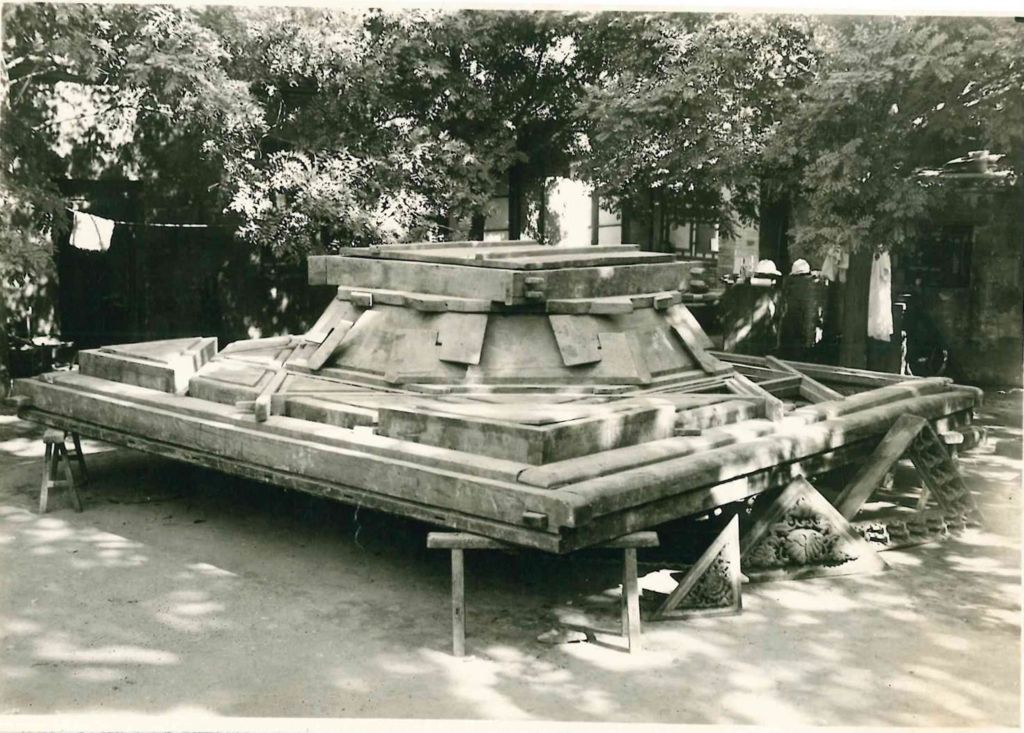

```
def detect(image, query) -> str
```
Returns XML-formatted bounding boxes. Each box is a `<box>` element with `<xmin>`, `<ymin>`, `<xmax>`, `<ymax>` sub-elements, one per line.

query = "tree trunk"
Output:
<box><xmin>0</xmin><ymin>286</ymin><xmax>9</xmax><ymax>398</ymax></box>
<box><xmin>469</xmin><ymin>212</ymin><xmax>486</xmax><ymax>241</ymax></box>
<box><xmin>839</xmin><ymin>248</ymin><xmax>872</xmax><ymax>369</ymax></box>
<box><xmin>508</xmin><ymin>163</ymin><xmax>524</xmax><ymax>241</ymax></box>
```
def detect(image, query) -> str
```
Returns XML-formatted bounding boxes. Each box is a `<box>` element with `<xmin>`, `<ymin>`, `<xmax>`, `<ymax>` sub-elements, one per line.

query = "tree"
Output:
<box><xmin>1</xmin><ymin>3</ymin><xmax>264</xmax><ymax>390</ymax></box>
<box><xmin>225</xmin><ymin>8</ymin><xmax>611</xmax><ymax>252</ymax></box>
<box><xmin>574</xmin><ymin>13</ymin><xmax>819</xmax><ymax>242</ymax></box>
<box><xmin>764</xmin><ymin>16</ymin><xmax>1024</xmax><ymax>366</ymax></box>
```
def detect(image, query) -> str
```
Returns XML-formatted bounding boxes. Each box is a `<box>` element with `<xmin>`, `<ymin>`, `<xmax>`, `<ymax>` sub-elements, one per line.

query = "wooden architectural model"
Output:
<box><xmin>10</xmin><ymin>242</ymin><xmax>982</xmax><ymax>555</ymax></box>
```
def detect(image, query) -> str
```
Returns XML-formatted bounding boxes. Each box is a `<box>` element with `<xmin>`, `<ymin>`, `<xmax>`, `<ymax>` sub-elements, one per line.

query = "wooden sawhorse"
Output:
<box><xmin>427</xmin><ymin>530</ymin><xmax>659</xmax><ymax>657</ymax></box>
<box><xmin>39</xmin><ymin>429</ymin><xmax>88</xmax><ymax>514</ymax></box>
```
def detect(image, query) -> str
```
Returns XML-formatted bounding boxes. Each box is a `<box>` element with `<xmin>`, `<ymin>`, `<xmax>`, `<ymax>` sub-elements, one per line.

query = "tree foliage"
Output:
<box><xmin>765</xmin><ymin>16</ymin><xmax>1024</xmax><ymax>259</ymax></box>
<box><xmin>2</xmin><ymin>6</ymin><xmax>1020</xmax><ymax>275</ymax></box>
<box><xmin>1</xmin><ymin>3</ymin><xmax>262</xmax><ymax>280</ymax></box>
<box><xmin>575</xmin><ymin>13</ymin><xmax>819</xmax><ymax>232</ymax></box>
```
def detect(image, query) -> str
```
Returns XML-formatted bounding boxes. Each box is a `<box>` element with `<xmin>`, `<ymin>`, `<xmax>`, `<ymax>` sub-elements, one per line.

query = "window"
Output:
<box><xmin>904</xmin><ymin>224</ymin><xmax>973</xmax><ymax>289</ymax></box>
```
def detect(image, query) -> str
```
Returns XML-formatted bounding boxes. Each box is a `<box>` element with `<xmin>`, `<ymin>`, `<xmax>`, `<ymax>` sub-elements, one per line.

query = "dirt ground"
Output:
<box><xmin>0</xmin><ymin>390</ymin><xmax>1020</xmax><ymax>728</ymax></box>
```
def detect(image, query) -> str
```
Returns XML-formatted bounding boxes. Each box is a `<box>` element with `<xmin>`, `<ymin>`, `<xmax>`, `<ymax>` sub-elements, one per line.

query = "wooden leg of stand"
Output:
<box><xmin>451</xmin><ymin>549</ymin><xmax>465</xmax><ymax>657</ymax></box>
<box><xmin>39</xmin><ymin>444</ymin><xmax>53</xmax><ymax>514</ymax></box>
<box><xmin>622</xmin><ymin>548</ymin><xmax>642</xmax><ymax>653</ymax></box>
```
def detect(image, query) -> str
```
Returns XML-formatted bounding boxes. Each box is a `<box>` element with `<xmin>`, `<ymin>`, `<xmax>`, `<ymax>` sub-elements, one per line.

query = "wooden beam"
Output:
<box><xmin>834</xmin><ymin>414</ymin><xmax>926</xmax><ymax>519</ymax></box>
<box><xmin>14</xmin><ymin>377</ymin><xmax>578</xmax><ymax>529</ymax></box>
<box><xmin>764</xmin><ymin>356</ymin><xmax>844</xmax><ymax>403</ymax></box>
<box><xmin>726</xmin><ymin>374</ymin><xmax>785</xmax><ymax>420</ymax></box>
<box><xmin>552</xmin><ymin>389</ymin><xmax>979</xmax><ymax>524</ymax></box>
<box><xmin>21</xmin><ymin>407</ymin><xmax>569</xmax><ymax>551</ymax></box>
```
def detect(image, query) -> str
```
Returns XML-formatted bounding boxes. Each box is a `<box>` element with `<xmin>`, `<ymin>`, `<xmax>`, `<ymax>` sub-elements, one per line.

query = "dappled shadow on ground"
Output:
<box><xmin>0</xmin><ymin>393</ymin><xmax>1018</xmax><ymax>724</ymax></box>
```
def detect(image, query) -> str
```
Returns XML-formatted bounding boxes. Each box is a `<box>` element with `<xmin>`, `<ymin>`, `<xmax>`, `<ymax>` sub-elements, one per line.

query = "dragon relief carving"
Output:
<box><xmin>746</xmin><ymin>497</ymin><xmax>859</xmax><ymax>570</ymax></box>
<box><xmin>681</xmin><ymin>554</ymin><xmax>735</xmax><ymax>609</ymax></box>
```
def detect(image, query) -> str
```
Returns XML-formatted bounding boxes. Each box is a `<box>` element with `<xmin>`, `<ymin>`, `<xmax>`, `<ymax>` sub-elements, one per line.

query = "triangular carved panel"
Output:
<box><xmin>742</xmin><ymin>477</ymin><xmax>888</xmax><ymax>582</ymax></box>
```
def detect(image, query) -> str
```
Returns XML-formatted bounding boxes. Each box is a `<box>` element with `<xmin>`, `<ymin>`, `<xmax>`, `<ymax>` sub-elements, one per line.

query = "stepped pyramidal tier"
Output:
<box><xmin>10</xmin><ymin>241</ymin><xmax>983</xmax><ymax>551</ymax></box>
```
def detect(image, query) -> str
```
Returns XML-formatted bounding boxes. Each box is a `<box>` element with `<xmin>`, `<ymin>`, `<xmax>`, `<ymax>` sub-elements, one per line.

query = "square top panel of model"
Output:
<box><xmin>308</xmin><ymin>241</ymin><xmax>688</xmax><ymax>306</ymax></box>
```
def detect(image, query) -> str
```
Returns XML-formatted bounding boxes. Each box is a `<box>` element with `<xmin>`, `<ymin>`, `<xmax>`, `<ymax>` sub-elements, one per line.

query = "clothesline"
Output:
<box><xmin>66</xmin><ymin>207</ymin><xmax>214</xmax><ymax>229</ymax></box>
<box><xmin>67</xmin><ymin>207</ymin><xmax>216</xmax><ymax>252</ymax></box>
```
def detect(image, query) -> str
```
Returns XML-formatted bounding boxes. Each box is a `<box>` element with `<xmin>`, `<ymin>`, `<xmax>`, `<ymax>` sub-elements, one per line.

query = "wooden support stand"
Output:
<box><xmin>832</xmin><ymin>414</ymin><xmax>982</xmax><ymax>550</ymax></box>
<box><xmin>650</xmin><ymin>515</ymin><xmax>742</xmax><ymax>620</ymax></box>
<box><xmin>39</xmin><ymin>429</ymin><xmax>86</xmax><ymax>514</ymax></box>
<box><xmin>426</xmin><ymin>531</ymin><xmax>659</xmax><ymax>657</ymax></box>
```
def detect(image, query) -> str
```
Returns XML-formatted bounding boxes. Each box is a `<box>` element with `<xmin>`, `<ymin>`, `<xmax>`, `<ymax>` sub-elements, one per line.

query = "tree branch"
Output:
<box><xmin>30</xmin><ymin>102</ymin><xmax>167</xmax><ymax>131</ymax></box>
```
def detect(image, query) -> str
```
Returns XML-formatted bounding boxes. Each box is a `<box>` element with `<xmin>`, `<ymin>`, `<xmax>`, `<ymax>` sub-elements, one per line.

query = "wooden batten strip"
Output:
<box><xmin>764</xmin><ymin>356</ymin><xmax>844</xmax><ymax>403</ymax></box>
<box><xmin>834</xmin><ymin>414</ymin><xmax>927</xmax><ymax>519</ymax></box>
<box><xmin>726</xmin><ymin>374</ymin><xmax>785</xmax><ymax>420</ymax></box>
<box><xmin>550</xmin><ymin>389</ymin><xmax>979</xmax><ymax>522</ymax></box>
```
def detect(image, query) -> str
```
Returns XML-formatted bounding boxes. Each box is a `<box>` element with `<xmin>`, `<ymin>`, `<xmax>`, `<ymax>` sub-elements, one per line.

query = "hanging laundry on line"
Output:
<box><xmin>70</xmin><ymin>210</ymin><xmax>115</xmax><ymax>252</ymax></box>
<box><xmin>67</xmin><ymin>208</ymin><xmax>215</xmax><ymax>251</ymax></box>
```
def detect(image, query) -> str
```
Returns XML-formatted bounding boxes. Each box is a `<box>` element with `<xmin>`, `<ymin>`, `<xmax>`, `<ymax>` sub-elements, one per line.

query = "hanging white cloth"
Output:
<box><xmin>868</xmin><ymin>250</ymin><xmax>893</xmax><ymax>342</ymax></box>
<box><xmin>70</xmin><ymin>211</ymin><xmax>115</xmax><ymax>251</ymax></box>
<box><xmin>820</xmin><ymin>246</ymin><xmax>849</xmax><ymax>283</ymax></box>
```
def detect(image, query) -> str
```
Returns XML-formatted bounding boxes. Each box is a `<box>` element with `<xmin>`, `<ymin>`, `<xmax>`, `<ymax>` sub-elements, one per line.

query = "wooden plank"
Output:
<box><xmin>588</xmin><ymin>297</ymin><xmax>635</xmax><ymax>315</ymax></box>
<box><xmin>55</xmin><ymin>370</ymin><xmax>525</xmax><ymax>482</ymax></box>
<box><xmin>665</xmin><ymin>321</ymin><xmax>732</xmax><ymax>377</ymax></box>
<box><xmin>221</xmin><ymin>335</ymin><xmax>296</xmax><ymax>355</ymax></box>
<box><xmin>662</xmin><ymin>304</ymin><xmax>715</xmax><ymax>350</ymax></box>
<box><xmin>336</xmin><ymin>287</ymin><xmax>494</xmax><ymax>313</ymax></box>
<box><xmin>303</xmin><ymin>318</ymin><xmax>355</xmax><ymax>371</ymax></box>
<box><xmin>280</xmin><ymin>396</ymin><xmax>377</xmax><ymax>429</ymax></box>
<box><xmin>483</xmin><ymin>245</ymin><xmax>639</xmax><ymax>259</ymax></box>
<box><xmin>757</xmin><ymin>374</ymin><xmax>803</xmax><ymax>396</ymax></box>
<box><xmin>556</xmin><ymin>438</ymin><xmax>879</xmax><ymax>552</ymax></box>
<box><xmin>789</xmin><ymin>377</ymin><xmax>955</xmax><ymax>423</ymax></box>
<box><xmin>319</xmin><ymin>257</ymin><xmax>514</xmax><ymax>301</ymax></box>
<box><xmin>764</xmin><ymin>356</ymin><xmax>844</xmax><ymax>403</ymax></box>
<box><xmin>552</xmin><ymin>389</ymin><xmax>979</xmax><ymax>524</ymax></box>
<box><xmin>519</xmin><ymin>419</ymin><xmax>780</xmax><ymax>490</ymax></box>
<box><xmin>548</xmin><ymin>315</ymin><xmax>602</xmax><ymax>366</ymax></box>
<box><xmin>710</xmin><ymin>352</ymin><xmax>942</xmax><ymax>389</ymax></box>
<box><xmin>673</xmin><ymin>399</ymin><xmax>764</xmax><ymax>431</ymax></box>
<box><xmin>515</xmin><ymin>263</ymin><xmax>689</xmax><ymax>303</ymax></box>
<box><xmin>377</xmin><ymin>399</ymin><xmax>675</xmax><ymax>465</ymax></box>
<box><xmin>834</xmin><ymin>414</ymin><xmax>927</xmax><ymax>519</ymax></box>
<box><xmin>20</xmin><ymin>407</ymin><xmax>567</xmax><ymax>552</ymax></box>
<box><xmin>726</xmin><ymin>375</ymin><xmax>785</xmax><ymax>420</ymax></box>
<box><xmin>437</xmin><ymin>313</ymin><xmax>489</xmax><ymax>366</ymax></box>
<box><xmin>547</xmin><ymin>296</ymin><xmax>637</xmax><ymax>315</ymax></box>
<box><xmin>305</xmin><ymin>296</ymin><xmax>360</xmax><ymax>343</ymax></box>
<box><xmin>426</xmin><ymin>530</ymin><xmax>658</xmax><ymax>550</ymax></box>
<box><xmin>79</xmin><ymin>337</ymin><xmax>218</xmax><ymax>395</ymax></box>
<box><xmin>339</xmin><ymin>240</ymin><xmax>538</xmax><ymax>254</ymax></box>
<box><xmin>318</xmin><ymin>255</ymin><xmax>689</xmax><ymax>304</ymax></box>
<box><xmin>13</xmin><ymin>376</ymin><xmax>578</xmax><ymax>527</ymax></box>
<box><xmin>348</xmin><ymin>247</ymin><xmax>670</xmax><ymax>270</ymax></box>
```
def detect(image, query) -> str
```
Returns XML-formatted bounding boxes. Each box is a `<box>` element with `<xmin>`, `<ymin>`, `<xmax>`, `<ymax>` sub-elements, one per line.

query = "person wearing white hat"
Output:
<box><xmin>790</xmin><ymin>258</ymin><xmax>811</xmax><ymax>276</ymax></box>
<box><xmin>779</xmin><ymin>257</ymin><xmax>822</xmax><ymax>360</ymax></box>
<box><xmin>749</xmin><ymin>259</ymin><xmax>782</xmax><ymax>287</ymax></box>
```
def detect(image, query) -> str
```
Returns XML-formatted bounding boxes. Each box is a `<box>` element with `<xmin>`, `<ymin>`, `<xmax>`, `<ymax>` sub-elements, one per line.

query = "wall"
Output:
<box><xmin>918</xmin><ymin>185</ymin><xmax>1023</xmax><ymax>386</ymax></box>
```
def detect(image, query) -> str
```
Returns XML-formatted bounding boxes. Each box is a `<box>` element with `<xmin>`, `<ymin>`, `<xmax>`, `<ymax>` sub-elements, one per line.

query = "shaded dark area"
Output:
<box><xmin>51</xmin><ymin>182</ymin><xmax>330</xmax><ymax>353</ymax></box>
